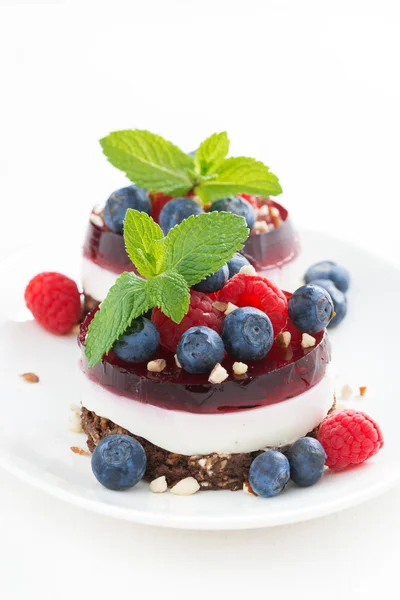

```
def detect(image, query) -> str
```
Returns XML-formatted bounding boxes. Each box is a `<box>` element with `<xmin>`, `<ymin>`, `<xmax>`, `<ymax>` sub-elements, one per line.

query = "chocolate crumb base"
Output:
<box><xmin>81</xmin><ymin>403</ymin><xmax>336</xmax><ymax>492</ymax></box>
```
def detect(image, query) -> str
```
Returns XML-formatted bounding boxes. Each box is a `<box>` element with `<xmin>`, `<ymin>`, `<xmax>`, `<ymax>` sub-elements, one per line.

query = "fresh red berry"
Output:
<box><xmin>25</xmin><ymin>272</ymin><xmax>81</xmax><ymax>335</ymax></box>
<box><xmin>217</xmin><ymin>273</ymin><xmax>288</xmax><ymax>336</ymax></box>
<box><xmin>240</xmin><ymin>194</ymin><xmax>260</xmax><ymax>209</ymax></box>
<box><xmin>151</xmin><ymin>290</ymin><xmax>224</xmax><ymax>352</ymax></box>
<box><xmin>150</xmin><ymin>192</ymin><xmax>172</xmax><ymax>223</ymax></box>
<box><xmin>318</xmin><ymin>409</ymin><xmax>384</xmax><ymax>471</ymax></box>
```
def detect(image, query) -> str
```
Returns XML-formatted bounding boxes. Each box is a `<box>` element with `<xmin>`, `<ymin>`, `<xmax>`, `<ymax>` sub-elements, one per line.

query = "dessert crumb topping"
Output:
<box><xmin>276</xmin><ymin>331</ymin><xmax>291</xmax><ymax>348</ymax></box>
<box><xmin>150</xmin><ymin>475</ymin><xmax>168</xmax><ymax>493</ymax></box>
<box><xmin>90</xmin><ymin>213</ymin><xmax>104</xmax><ymax>228</ymax></box>
<box><xmin>20</xmin><ymin>372</ymin><xmax>39</xmax><ymax>383</ymax></box>
<box><xmin>341</xmin><ymin>384</ymin><xmax>353</xmax><ymax>400</ymax></box>
<box><xmin>253</xmin><ymin>220</ymin><xmax>270</xmax><ymax>234</ymax></box>
<box><xmin>170</xmin><ymin>477</ymin><xmax>200</xmax><ymax>496</ymax></box>
<box><xmin>243</xmin><ymin>481</ymin><xmax>257</xmax><ymax>496</ymax></box>
<box><xmin>70</xmin><ymin>446</ymin><xmax>89</xmax><ymax>456</ymax></box>
<box><xmin>224</xmin><ymin>302</ymin><xmax>239</xmax><ymax>316</ymax></box>
<box><xmin>212</xmin><ymin>301</ymin><xmax>228</xmax><ymax>312</ymax></box>
<box><xmin>359</xmin><ymin>386</ymin><xmax>367</xmax><ymax>397</ymax></box>
<box><xmin>209</xmin><ymin>363</ymin><xmax>229</xmax><ymax>384</ymax></box>
<box><xmin>239</xmin><ymin>264</ymin><xmax>257</xmax><ymax>276</ymax></box>
<box><xmin>147</xmin><ymin>358</ymin><xmax>166</xmax><ymax>373</ymax></box>
<box><xmin>69</xmin><ymin>405</ymin><xmax>83</xmax><ymax>433</ymax></box>
<box><xmin>301</xmin><ymin>333</ymin><xmax>316</xmax><ymax>348</ymax></box>
<box><xmin>233</xmin><ymin>361</ymin><xmax>248</xmax><ymax>375</ymax></box>
<box><xmin>174</xmin><ymin>354</ymin><xmax>182</xmax><ymax>368</ymax></box>
<box><xmin>258</xmin><ymin>204</ymin><xmax>270</xmax><ymax>217</ymax></box>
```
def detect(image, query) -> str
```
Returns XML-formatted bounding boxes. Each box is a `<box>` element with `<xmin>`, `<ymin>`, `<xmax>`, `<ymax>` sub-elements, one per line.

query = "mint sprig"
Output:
<box><xmin>85</xmin><ymin>209</ymin><xmax>249</xmax><ymax>367</ymax></box>
<box><xmin>100</xmin><ymin>129</ymin><xmax>282</xmax><ymax>202</ymax></box>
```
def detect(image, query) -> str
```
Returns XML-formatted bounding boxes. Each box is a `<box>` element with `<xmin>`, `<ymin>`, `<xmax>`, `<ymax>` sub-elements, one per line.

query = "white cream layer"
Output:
<box><xmin>82</xmin><ymin>258</ymin><xmax>118</xmax><ymax>303</ymax></box>
<box><xmin>81</xmin><ymin>368</ymin><xmax>334</xmax><ymax>456</ymax></box>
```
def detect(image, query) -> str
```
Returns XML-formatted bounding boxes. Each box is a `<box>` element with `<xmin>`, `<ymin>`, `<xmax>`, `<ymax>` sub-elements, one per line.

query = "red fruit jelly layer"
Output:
<box><xmin>79</xmin><ymin>312</ymin><xmax>331</xmax><ymax>415</ymax></box>
<box><xmin>82</xmin><ymin>200</ymin><xmax>300</xmax><ymax>274</ymax></box>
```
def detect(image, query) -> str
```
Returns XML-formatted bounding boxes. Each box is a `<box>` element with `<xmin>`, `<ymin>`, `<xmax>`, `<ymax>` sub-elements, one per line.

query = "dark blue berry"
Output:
<box><xmin>112</xmin><ymin>317</ymin><xmax>160</xmax><ymax>363</ymax></box>
<box><xmin>103</xmin><ymin>185</ymin><xmax>151</xmax><ymax>234</ymax></box>
<box><xmin>288</xmin><ymin>284</ymin><xmax>334</xmax><ymax>334</ymax></box>
<box><xmin>287</xmin><ymin>437</ymin><xmax>326</xmax><ymax>487</ymax></box>
<box><xmin>177</xmin><ymin>326</ymin><xmax>225</xmax><ymax>374</ymax></box>
<box><xmin>226</xmin><ymin>253</ymin><xmax>250</xmax><ymax>278</ymax></box>
<box><xmin>309</xmin><ymin>279</ymin><xmax>347</xmax><ymax>328</ymax></box>
<box><xmin>193</xmin><ymin>264</ymin><xmax>229</xmax><ymax>293</ymax></box>
<box><xmin>159</xmin><ymin>198</ymin><xmax>203</xmax><ymax>234</ymax></box>
<box><xmin>249</xmin><ymin>450</ymin><xmax>290</xmax><ymax>498</ymax></box>
<box><xmin>222</xmin><ymin>307</ymin><xmax>273</xmax><ymax>361</ymax></box>
<box><xmin>304</xmin><ymin>261</ymin><xmax>350</xmax><ymax>293</ymax></box>
<box><xmin>91</xmin><ymin>435</ymin><xmax>147</xmax><ymax>491</ymax></box>
<box><xmin>210</xmin><ymin>196</ymin><xmax>256</xmax><ymax>230</ymax></box>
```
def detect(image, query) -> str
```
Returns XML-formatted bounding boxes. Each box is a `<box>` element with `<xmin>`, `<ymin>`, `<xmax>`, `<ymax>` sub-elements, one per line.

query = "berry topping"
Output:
<box><xmin>308</xmin><ymin>279</ymin><xmax>347</xmax><ymax>327</ymax></box>
<box><xmin>193</xmin><ymin>264</ymin><xmax>229</xmax><ymax>293</ymax></box>
<box><xmin>91</xmin><ymin>435</ymin><xmax>147</xmax><ymax>490</ymax></box>
<box><xmin>151</xmin><ymin>290</ymin><xmax>224</xmax><ymax>352</ymax></box>
<box><xmin>210</xmin><ymin>196</ymin><xmax>256</xmax><ymax>230</ymax></box>
<box><xmin>217</xmin><ymin>273</ymin><xmax>288</xmax><ymax>337</ymax></box>
<box><xmin>249</xmin><ymin>450</ymin><xmax>290</xmax><ymax>497</ymax></box>
<box><xmin>288</xmin><ymin>284</ymin><xmax>334</xmax><ymax>334</ymax></box>
<box><xmin>304</xmin><ymin>261</ymin><xmax>350</xmax><ymax>293</ymax></box>
<box><xmin>103</xmin><ymin>185</ymin><xmax>151</xmax><ymax>234</ymax></box>
<box><xmin>176</xmin><ymin>326</ymin><xmax>225</xmax><ymax>374</ymax></box>
<box><xmin>159</xmin><ymin>198</ymin><xmax>203</xmax><ymax>234</ymax></box>
<box><xmin>226</xmin><ymin>253</ymin><xmax>250</xmax><ymax>278</ymax></box>
<box><xmin>112</xmin><ymin>317</ymin><xmax>160</xmax><ymax>363</ymax></box>
<box><xmin>222</xmin><ymin>307</ymin><xmax>274</xmax><ymax>362</ymax></box>
<box><xmin>318</xmin><ymin>409</ymin><xmax>384</xmax><ymax>471</ymax></box>
<box><xmin>149</xmin><ymin>192</ymin><xmax>172</xmax><ymax>223</ymax></box>
<box><xmin>24</xmin><ymin>272</ymin><xmax>81</xmax><ymax>335</ymax></box>
<box><xmin>287</xmin><ymin>437</ymin><xmax>326</xmax><ymax>487</ymax></box>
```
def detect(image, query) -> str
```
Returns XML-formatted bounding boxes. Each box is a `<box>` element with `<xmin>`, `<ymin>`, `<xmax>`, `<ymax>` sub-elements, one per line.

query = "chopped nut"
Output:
<box><xmin>198</xmin><ymin>458</ymin><xmax>207</xmax><ymax>468</ymax></box>
<box><xmin>341</xmin><ymin>384</ymin><xmax>353</xmax><ymax>400</ymax></box>
<box><xmin>301</xmin><ymin>333</ymin><xmax>316</xmax><ymax>348</ymax></box>
<box><xmin>243</xmin><ymin>481</ymin><xmax>257</xmax><ymax>496</ymax></box>
<box><xmin>253</xmin><ymin>220</ymin><xmax>270</xmax><ymax>234</ymax></box>
<box><xmin>276</xmin><ymin>331</ymin><xmax>291</xmax><ymax>348</ymax></box>
<box><xmin>20</xmin><ymin>372</ymin><xmax>39</xmax><ymax>383</ymax></box>
<box><xmin>258</xmin><ymin>205</ymin><xmax>270</xmax><ymax>217</ymax></box>
<box><xmin>170</xmin><ymin>477</ymin><xmax>200</xmax><ymax>496</ymax></box>
<box><xmin>212</xmin><ymin>301</ymin><xmax>228</xmax><ymax>312</ymax></box>
<box><xmin>69</xmin><ymin>408</ymin><xmax>83</xmax><ymax>433</ymax></box>
<box><xmin>208</xmin><ymin>363</ymin><xmax>229</xmax><ymax>384</ymax></box>
<box><xmin>233</xmin><ymin>361</ymin><xmax>248</xmax><ymax>375</ymax></box>
<box><xmin>150</xmin><ymin>476</ymin><xmax>168</xmax><ymax>493</ymax></box>
<box><xmin>359</xmin><ymin>386</ymin><xmax>367</xmax><ymax>397</ymax></box>
<box><xmin>90</xmin><ymin>213</ymin><xmax>104</xmax><ymax>228</ymax></box>
<box><xmin>239</xmin><ymin>265</ymin><xmax>257</xmax><ymax>276</ymax></box>
<box><xmin>224</xmin><ymin>302</ymin><xmax>239</xmax><ymax>316</ymax></box>
<box><xmin>71</xmin><ymin>323</ymin><xmax>81</xmax><ymax>335</ymax></box>
<box><xmin>174</xmin><ymin>354</ymin><xmax>182</xmax><ymax>368</ymax></box>
<box><xmin>70</xmin><ymin>446</ymin><xmax>89</xmax><ymax>456</ymax></box>
<box><xmin>269</xmin><ymin>206</ymin><xmax>280</xmax><ymax>218</ymax></box>
<box><xmin>200</xmin><ymin>481</ymin><xmax>211</xmax><ymax>487</ymax></box>
<box><xmin>147</xmin><ymin>358</ymin><xmax>166</xmax><ymax>373</ymax></box>
<box><xmin>219</xmin><ymin>459</ymin><xmax>227</xmax><ymax>470</ymax></box>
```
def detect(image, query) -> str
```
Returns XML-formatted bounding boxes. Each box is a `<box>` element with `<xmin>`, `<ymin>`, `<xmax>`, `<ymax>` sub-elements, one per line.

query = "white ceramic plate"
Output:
<box><xmin>0</xmin><ymin>231</ymin><xmax>398</xmax><ymax>530</ymax></box>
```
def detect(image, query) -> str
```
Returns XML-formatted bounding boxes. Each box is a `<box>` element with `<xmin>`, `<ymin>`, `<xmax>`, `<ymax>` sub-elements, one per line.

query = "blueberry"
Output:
<box><xmin>309</xmin><ymin>279</ymin><xmax>347</xmax><ymax>328</ymax></box>
<box><xmin>159</xmin><ymin>198</ymin><xmax>203</xmax><ymax>234</ymax></box>
<box><xmin>210</xmin><ymin>196</ymin><xmax>256</xmax><ymax>230</ymax></box>
<box><xmin>249</xmin><ymin>450</ymin><xmax>290</xmax><ymax>498</ymax></box>
<box><xmin>193</xmin><ymin>264</ymin><xmax>229</xmax><ymax>293</ymax></box>
<box><xmin>227</xmin><ymin>253</ymin><xmax>250</xmax><ymax>278</ymax></box>
<box><xmin>91</xmin><ymin>434</ymin><xmax>147</xmax><ymax>491</ymax></box>
<box><xmin>222</xmin><ymin>307</ymin><xmax>273</xmax><ymax>361</ymax></box>
<box><xmin>304</xmin><ymin>261</ymin><xmax>350</xmax><ymax>293</ymax></box>
<box><xmin>288</xmin><ymin>284</ymin><xmax>334</xmax><ymax>334</ymax></box>
<box><xmin>177</xmin><ymin>326</ymin><xmax>225</xmax><ymax>374</ymax></box>
<box><xmin>112</xmin><ymin>317</ymin><xmax>160</xmax><ymax>363</ymax></box>
<box><xmin>287</xmin><ymin>437</ymin><xmax>326</xmax><ymax>487</ymax></box>
<box><xmin>103</xmin><ymin>185</ymin><xmax>151</xmax><ymax>234</ymax></box>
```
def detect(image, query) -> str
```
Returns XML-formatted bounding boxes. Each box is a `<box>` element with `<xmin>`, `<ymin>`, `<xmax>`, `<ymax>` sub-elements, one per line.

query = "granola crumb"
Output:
<box><xmin>359</xmin><ymin>386</ymin><xmax>367</xmax><ymax>397</ymax></box>
<box><xmin>20</xmin><ymin>372</ymin><xmax>39</xmax><ymax>383</ymax></box>
<box><xmin>276</xmin><ymin>331</ymin><xmax>291</xmax><ymax>348</ymax></box>
<box><xmin>70</xmin><ymin>446</ymin><xmax>89</xmax><ymax>456</ymax></box>
<box><xmin>147</xmin><ymin>359</ymin><xmax>166</xmax><ymax>373</ymax></box>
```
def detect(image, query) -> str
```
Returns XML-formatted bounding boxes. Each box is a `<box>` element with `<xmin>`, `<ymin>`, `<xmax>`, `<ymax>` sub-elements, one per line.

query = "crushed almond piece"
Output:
<box><xmin>150</xmin><ymin>476</ymin><xmax>168</xmax><ymax>493</ymax></box>
<box><xmin>233</xmin><ymin>361</ymin><xmax>248</xmax><ymax>375</ymax></box>
<box><xmin>276</xmin><ymin>331</ymin><xmax>291</xmax><ymax>348</ymax></box>
<box><xmin>171</xmin><ymin>477</ymin><xmax>200</xmax><ymax>496</ymax></box>
<box><xmin>341</xmin><ymin>384</ymin><xmax>353</xmax><ymax>400</ymax></box>
<box><xmin>174</xmin><ymin>354</ymin><xmax>182</xmax><ymax>368</ymax></box>
<box><xmin>90</xmin><ymin>213</ymin><xmax>104</xmax><ymax>227</ymax></box>
<box><xmin>301</xmin><ymin>333</ymin><xmax>316</xmax><ymax>348</ymax></box>
<box><xmin>70</xmin><ymin>446</ymin><xmax>89</xmax><ymax>456</ymax></box>
<box><xmin>69</xmin><ymin>408</ymin><xmax>83</xmax><ymax>433</ymax></box>
<box><xmin>224</xmin><ymin>302</ymin><xmax>239</xmax><ymax>315</ymax></box>
<box><xmin>147</xmin><ymin>359</ymin><xmax>166</xmax><ymax>373</ymax></box>
<box><xmin>258</xmin><ymin>205</ymin><xmax>270</xmax><ymax>217</ymax></box>
<box><xmin>212</xmin><ymin>301</ymin><xmax>228</xmax><ymax>312</ymax></box>
<box><xmin>209</xmin><ymin>363</ymin><xmax>229</xmax><ymax>384</ymax></box>
<box><xmin>243</xmin><ymin>481</ymin><xmax>257</xmax><ymax>496</ymax></box>
<box><xmin>269</xmin><ymin>205</ymin><xmax>282</xmax><ymax>228</ymax></box>
<box><xmin>239</xmin><ymin>264</ymin><xmax>257</xmax><ymax>276</ymax></box>
<box><xmin>253</xmin><ymin>220</ymin><xmax>270</xmax><ymax>234</ymax></box>
<box><xmin>359</xmin><ymin>386</ymin><xmax>367</xmax><ymax>397</ymax></box>
<box><xmin>20</xmin><ymin>372</ymin><xmax>39</xmax><ymax>383</ymax></box>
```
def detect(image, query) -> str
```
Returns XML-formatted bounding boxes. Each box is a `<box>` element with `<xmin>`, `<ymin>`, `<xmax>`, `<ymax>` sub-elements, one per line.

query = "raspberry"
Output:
<box><xmin>240</xmin><ymin>194</ymin><xmax>260</xmax><ymax>209</ymax></box>
<box><xmin>25</xmin><ymin>272</ymin><xmax>81</xmax><ymax>335</ymax></box>
<box><xmin>149</xmin><ymin>192</ymin><xmax>172</xmax><ymax>223</ymax></box>
<box><xmin>318</xmin><ymin>409</ymin><xmax>384</xmax><ymax>471</ymax></box>
<box><xmin>217</xmin><ymin>273</ymin><xmax>288</xmax><ymax>336</ymax></box>
<box><xmin>151</xmin><ymin>290</ymin><xmax>224</xmax><ymax>352</ymax></box>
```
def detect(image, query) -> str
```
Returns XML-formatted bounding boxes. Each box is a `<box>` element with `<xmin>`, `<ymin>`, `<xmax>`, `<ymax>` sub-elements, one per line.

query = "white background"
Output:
<box><xmin>1</xmin><ymin>2</ymin><xmax>400</xmax><ymax>599</ymax></box>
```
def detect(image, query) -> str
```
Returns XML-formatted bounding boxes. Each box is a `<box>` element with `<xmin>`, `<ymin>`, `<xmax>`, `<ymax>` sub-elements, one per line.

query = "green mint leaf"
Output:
<box><xmin>147</xmin><ymin>271</ymin><xmax>190</xmax><ymax>324</ymax></box>
<box><xmin>164</xmin><ymin>211</ymin><xmax>249</xmax><ymax>286</ymax></box>
<box><xmin>124</xmin><ymin>209</ymin><xmax>165</xmax><ymax>278</ymax></box>
<box><xmin>195</xmin><ymin>156</ymin><xmax>282</xmax><ymax>202</ymax></box>
<box><xmin>100</xmin><ymin>129</ymin><xmax>196</xmax><ymax>196</ymax></box>
<box><xmin>84</xmin><ymin>272</ymin><xmax>151</xmax><ymax>368</ymax></box>
<box><xmin>194</xmin><ymin>131</ymin><xmax>229</xmax><ymax>176</ymax></box>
